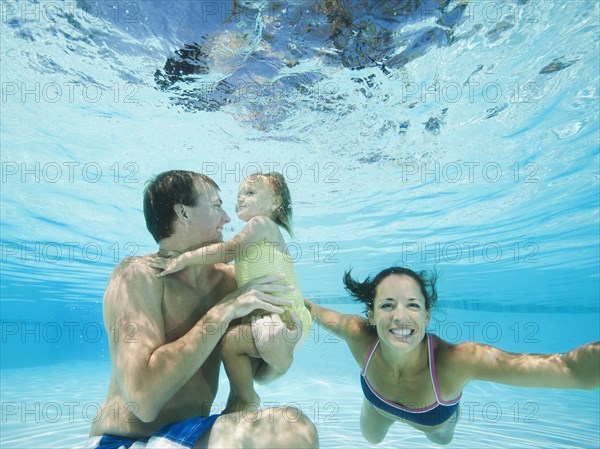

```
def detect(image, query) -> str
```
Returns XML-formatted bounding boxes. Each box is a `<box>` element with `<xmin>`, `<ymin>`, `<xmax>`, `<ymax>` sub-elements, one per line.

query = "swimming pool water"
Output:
<box><xmin>1</xmin><ymin>0</ymin><xmax>599</xmax><ymax>447</ymax></box>
<box><xmin>1</xmin><ymin>307</ymin><xmax>599</xmax><ymax>448</ymax></box>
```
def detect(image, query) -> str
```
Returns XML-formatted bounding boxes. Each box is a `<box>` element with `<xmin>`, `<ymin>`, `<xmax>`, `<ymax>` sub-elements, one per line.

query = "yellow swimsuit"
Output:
<box><xmin>235</xmin><ymin>240</ymin><xmax>311</xmax><ymax>337</ymax></box>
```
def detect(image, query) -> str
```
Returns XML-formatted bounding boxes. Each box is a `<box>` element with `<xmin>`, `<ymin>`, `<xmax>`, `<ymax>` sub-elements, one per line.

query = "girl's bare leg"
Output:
<box><xmin>252</xmin><ymin>314</ymin><xmax>298</xmax><ymax>378</ymax></box>
<box><xmin>221</xmin><ymin>324</ymin><xmax>262</xmax><ymax>413</ymax></box>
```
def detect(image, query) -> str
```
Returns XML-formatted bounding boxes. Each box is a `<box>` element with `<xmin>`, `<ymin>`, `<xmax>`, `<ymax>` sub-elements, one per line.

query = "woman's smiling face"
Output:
<box><xmin>369</xmin><ymin>274</ymin><xmax>430</xmax><ymax>352</ymax></box>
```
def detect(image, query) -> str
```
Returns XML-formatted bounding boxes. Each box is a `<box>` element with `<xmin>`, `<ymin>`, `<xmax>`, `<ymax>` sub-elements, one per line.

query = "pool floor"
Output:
<box><xmin>1</xmin><ymin>360</ymin><xmax>598</xmax><ymax>449</ymax></box>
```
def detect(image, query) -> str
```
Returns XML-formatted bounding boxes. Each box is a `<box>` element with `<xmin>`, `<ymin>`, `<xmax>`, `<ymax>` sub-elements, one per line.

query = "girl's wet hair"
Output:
<box><xmin>246</xmin><ymin>172</ymin><xmax>293</xmax><ymax>237</ymax></box>
<box><xmin>343</xmin><ymin>266</ymin><xmax>438</xmax><ymax>313</ymax></box>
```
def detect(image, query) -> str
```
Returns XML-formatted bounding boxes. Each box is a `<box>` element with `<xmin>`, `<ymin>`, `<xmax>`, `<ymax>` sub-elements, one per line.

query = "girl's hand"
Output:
<box><xmin>147</xmin><ymin>251</ymin><xmax>187</xmax><ymax>277</ymax></box>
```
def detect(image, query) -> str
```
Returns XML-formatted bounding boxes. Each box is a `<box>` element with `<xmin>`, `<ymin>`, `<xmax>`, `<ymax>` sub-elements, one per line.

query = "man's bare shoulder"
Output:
<box><xmin>104</xmin><ymin>254</ymin><xmax>164</xmax><ymax>311</ymax></box>
<box><xmin>109</xmin><ymin>254</ymin><xmax>162</xmax><ymax>282</ymax></box>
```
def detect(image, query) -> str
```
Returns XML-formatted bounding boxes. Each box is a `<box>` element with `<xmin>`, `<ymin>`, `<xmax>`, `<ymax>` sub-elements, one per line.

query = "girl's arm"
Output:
<box><xmin>149</xmin><ymin>216</ymin><xmax>279</xmax><ymax>276</ymax></box>
<box><xmin>449</xmin><ymin>340</ymin><xmax>600</xmax><ymax>390</ymax></box>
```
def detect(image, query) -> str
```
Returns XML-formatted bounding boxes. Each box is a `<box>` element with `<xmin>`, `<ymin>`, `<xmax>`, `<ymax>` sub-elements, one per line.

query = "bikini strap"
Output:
<box><xmin>361</xmin><ymin>338</ymin><xmax>379</xmax><ymax>375</ymax></box>
<box><xmin>429</xmin><ymin>333</ymin><xmax>462</xmax><ymax>406</ymax></box>
<box><xmin>425</xmin><ymin>333</ymin><xmax>442</xmax><ymax>404</ymax></box>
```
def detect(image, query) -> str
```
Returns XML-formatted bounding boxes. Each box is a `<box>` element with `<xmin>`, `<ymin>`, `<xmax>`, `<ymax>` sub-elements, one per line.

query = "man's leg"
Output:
<box><xmin>194</xmin><ymin>406</ymin><xmax>319</xmax><ymax>449</ymax></box>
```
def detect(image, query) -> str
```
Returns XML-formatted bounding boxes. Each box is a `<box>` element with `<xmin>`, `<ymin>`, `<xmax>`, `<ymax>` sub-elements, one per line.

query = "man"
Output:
<box><xmin>83</xmin><ymin>170</ymin><xmax>318</xmax><ymax>448</ymax></box>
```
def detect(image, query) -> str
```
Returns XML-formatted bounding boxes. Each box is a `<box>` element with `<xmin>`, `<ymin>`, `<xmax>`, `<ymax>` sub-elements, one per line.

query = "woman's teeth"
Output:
<box><xmin>390</xmin><ymin>328</ymin><xmax>414</xmax><ymax>337</ymax></box>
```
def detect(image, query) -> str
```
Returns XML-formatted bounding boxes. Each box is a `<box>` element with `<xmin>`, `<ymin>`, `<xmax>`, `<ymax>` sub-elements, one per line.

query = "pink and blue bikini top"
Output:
<box><xmin>360</xmin><ymin>333</ymin><xmax>461</xmax><ymax>427</ymax></box>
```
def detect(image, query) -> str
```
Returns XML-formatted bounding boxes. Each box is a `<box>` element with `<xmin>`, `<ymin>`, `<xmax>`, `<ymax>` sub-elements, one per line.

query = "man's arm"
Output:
<box><xmin>105</xmin><ymin>260</ymin><xmax>292</xmax><ymax>422</ymax></box>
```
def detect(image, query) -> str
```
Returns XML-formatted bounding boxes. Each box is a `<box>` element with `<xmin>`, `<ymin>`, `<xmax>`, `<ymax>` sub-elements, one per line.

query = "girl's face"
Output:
<box><xmin>369</xmin><ymin>274</ymin><xmax>430</xmax><ymax>352</ymax></box>
<box><xmin>236</xmin><ymin>177</ymin><xmax>279</xmax><ymax>222</ymax></box>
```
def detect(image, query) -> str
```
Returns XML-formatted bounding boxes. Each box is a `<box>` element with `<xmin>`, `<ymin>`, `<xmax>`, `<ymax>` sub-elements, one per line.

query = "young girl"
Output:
<box><xmin>148</xmin><ymin>172</ymin><xmax>311</xmax><ymax>412</ymax></box>
<box><xmin>305</xmin><ymin>266</ymin><xmax>599</xmax><ymax>445</ymax></box>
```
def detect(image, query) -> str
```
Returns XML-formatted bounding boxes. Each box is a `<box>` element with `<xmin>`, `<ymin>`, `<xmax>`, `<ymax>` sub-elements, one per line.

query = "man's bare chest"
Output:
<box><xmin>161</xmin><ymin>281</ymin><xmax>215</xmax><ymax>341</ymax></box>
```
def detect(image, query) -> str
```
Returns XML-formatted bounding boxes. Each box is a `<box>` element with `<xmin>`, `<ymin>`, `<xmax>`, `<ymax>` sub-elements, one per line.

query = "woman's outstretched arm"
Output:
<box><xmin>450</xmin><ymin>340</ymin><xmax>600</xmax><ymax>390</ymax></box>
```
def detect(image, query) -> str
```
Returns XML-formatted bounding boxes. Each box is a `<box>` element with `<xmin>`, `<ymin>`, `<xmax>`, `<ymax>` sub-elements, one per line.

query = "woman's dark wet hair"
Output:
<box><xmin>143</xmin><ymin>170</ymin><xmax>219</xmax><ymax>243</ymax></box>
<box><xmin>343</xmin><ymin>266</ymin><xmax>438</xmax><ymax>313</ymax></box>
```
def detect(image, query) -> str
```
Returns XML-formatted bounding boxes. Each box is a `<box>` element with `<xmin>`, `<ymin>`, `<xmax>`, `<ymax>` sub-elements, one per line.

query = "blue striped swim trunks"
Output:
<box><xmin>80</xmin><ymin>414</ymin><xmax>221</xmax><ymax>449</ymax></box>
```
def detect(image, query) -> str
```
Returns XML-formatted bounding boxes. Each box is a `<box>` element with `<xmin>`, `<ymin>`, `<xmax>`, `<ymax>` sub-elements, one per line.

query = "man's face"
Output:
<box><xmin>186</xmin><ymin>181</ymin><xmax>231</xmax><ymax>245</ymax></box>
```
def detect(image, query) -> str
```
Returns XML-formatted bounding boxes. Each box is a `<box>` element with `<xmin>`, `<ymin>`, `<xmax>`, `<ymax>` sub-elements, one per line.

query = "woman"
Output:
<box><xmin>305</xmin><ymin>267</ymin><xmax>599</xmax><ymax>445</ymax></box>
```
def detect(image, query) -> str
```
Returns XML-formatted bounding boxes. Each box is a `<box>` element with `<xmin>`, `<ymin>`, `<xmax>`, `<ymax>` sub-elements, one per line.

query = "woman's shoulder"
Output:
<box><xmin>346</xmin><ymin>315</ymin><xmax>375</xmax><ymax>337</ymax></box>
<box><xmin>430</xmin><ymin>335</ymin><xmax>485</xmax><ymax>388</ymax></box>
<box><xmin>420</xmin><ymin>335</ymin><xmax>470</xmax><ymax>400</ymax></box>
<box><xmin>345</xmin><ymin>319</ymin><xmax>379</xmax><ymax>363</ymax></box>
<box><xmin>430</xmin><ymin>334</ymin><xmax>472</xmax><ymax>360</ymax></box>
<box><xmin>432</xmin><ymin>335</ymin><xmax>488</xmax><ymax>358</ymax></box>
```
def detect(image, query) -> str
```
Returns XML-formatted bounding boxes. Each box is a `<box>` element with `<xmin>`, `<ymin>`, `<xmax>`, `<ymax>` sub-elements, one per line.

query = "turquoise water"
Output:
<box><xmin>1</xmin><ymin>0</ymin><xmax>599</xmax><ymax>447</ymax></box>
<box><xmin>1</xmin><ymin>307</ymin><xmax>599</xmax><ymax>448</ymax></box>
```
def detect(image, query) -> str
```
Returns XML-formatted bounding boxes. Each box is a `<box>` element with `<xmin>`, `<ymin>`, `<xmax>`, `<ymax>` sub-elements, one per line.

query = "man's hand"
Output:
<box><xmin>221</xmin><ymin>274</ymin><xmax>294</xmax><ymax>321</ymax></box>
